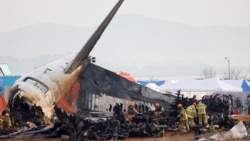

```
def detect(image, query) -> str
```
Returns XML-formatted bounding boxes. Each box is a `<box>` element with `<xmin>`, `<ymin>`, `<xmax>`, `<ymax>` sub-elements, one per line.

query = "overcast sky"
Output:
<box><xmin>1</xmin><ymin>0</ymin><xmax>250</xmax><ymax>80</ymax></box>
<box><xmin>1</xmin><ymin>0</ymin><xmax>250</xmax><ymax>32</ymax></box>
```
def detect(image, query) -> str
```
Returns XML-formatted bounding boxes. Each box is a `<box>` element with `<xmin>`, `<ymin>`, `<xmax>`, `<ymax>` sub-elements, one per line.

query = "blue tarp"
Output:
<box><xmin>241</xmin><ymin>79</ymin><xmax>250</xmax><ymax>92</ymax></box>
<box><xmin>224</xmin><ymin>79</ymin><xmax>250</xmax><ymax>92</ymax></box>
<box><xmin>0</xmin><ymin>75</ymin><xmax>20</xmax><ymax>94</ymax></box>
<box><xmin>137</xmin><ymin>80</ymin><xmax>165</xmax><ymax>86</ymax></box>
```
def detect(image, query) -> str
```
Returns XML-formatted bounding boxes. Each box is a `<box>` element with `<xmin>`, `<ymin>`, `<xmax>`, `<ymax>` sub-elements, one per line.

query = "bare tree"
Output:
<box><xmin>202</xmin><ymin>67</ymin><xmax>216</xmax><ymax>78</ymax></box>
<box><xmin>224</xmin><ymin>67</ymin><xmax>249</xmax><ymax>80</ymax></box>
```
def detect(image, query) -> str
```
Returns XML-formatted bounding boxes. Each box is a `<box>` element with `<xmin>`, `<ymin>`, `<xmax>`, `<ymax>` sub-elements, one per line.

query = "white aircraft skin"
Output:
<box><xmin>6</xmin><ymin>0</ymin><xmax>125</xmax><ymax>124</ymax></box>
<box><xmin>11</xmin><ymin>53</ymin><xmax>82</xmax><ymax>121</ymax></box>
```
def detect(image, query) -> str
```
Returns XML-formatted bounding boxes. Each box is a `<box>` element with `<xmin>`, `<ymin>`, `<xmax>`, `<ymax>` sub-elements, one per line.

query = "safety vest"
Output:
<box><xmin>179</xmin><ymin>108</ymin><xmax>188</xmax><ymax>121</ymax></box>
<box><xmin>2</xmin><ymin>116</ymin><xmax>12</xmax><ymax>128</ymax></box>
<box><xmin>186</xmin><ymin>105</ymin><xmax>196</xmax><ymax>118</ymax></box>
<box><xmin>196</xmin><ymin>102</ymin><xmax>206</xmax><ymax>115</ymax></box>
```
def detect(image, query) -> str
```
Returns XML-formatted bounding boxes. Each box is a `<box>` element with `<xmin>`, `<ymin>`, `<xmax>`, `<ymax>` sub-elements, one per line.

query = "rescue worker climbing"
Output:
<box><xmin>177</xmin><ymin>103</ymin><xmax>190</xmax><ymax>132</ymax></box>
<box><xmin>153</xmin><ymin>102</ymin><xmax>164</xmax><ymax>118</ymax></box>
<box><xmin>196</xmin><ymin>100</ymin><xmax>208</xmax><ymax>127</ymax></box>
<box><xmin>126</xmin><ymin>101</ymin><xmax>139</xmax><ymax>122</ymax></box>
<box><xmin>186</xmin><ymin>102</ymin><xmax>197</xmax><ymax>127</ymax></box>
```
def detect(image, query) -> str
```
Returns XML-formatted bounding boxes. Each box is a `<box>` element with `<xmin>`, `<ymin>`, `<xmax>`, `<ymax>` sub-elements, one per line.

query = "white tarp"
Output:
<box><xmin>162</xmin><ymin>78</ymin><xmax>242</xmax><ymax>93</ymax></box>
<box><xmin>222</xmin><ymin>79</ymin><xmax>243</xmax><ymax>87</ymax></box>
<box><xmin>157</xmin><ymin>78</ymin><xmax>243</xmax><ymax>99</ymax></box>
<box><xmin>158</xmin><ymin>80</ymin><xmax>177</xmax><ymax>93</ymax></box>
<box><xmin>145</xmin><ymin>82</ymin><xmax>160</xmax><ymax>92</ymax></box>
<box><xmin>210</xmin><ymin>120</ymin><xmax>247</xmax><ymax>140</ymax></box>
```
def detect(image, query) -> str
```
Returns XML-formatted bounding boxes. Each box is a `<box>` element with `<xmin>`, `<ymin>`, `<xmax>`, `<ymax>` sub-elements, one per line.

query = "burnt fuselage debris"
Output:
<box><xmin>1</xmin><ymin>89</ymin><xmax>237</xmax><ymax>140</ymax></box>
<box><xmin>2</xmin><ymin>60</ymin><xmax>238</xmax><ymax>140</ymax></box>
<box><xmin>0</xmin><ymin>0</ymin><xmax>241</xmax><ymax>139</ymax></box>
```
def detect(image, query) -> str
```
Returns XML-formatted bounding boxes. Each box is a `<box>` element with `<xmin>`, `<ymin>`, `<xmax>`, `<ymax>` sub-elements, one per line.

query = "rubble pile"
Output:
<box><xmin>0</xmin><ymin>91</ymin><xmax>246</xmax><ymax>140</ymax></box>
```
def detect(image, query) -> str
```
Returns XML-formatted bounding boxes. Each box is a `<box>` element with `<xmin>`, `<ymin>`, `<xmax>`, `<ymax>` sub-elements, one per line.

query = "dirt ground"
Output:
<box><xmin>0</xmin><ymin>133</ymin><xmax>195</xmax><ymax>141</ymax></box>
<box><xmin>1</xmin><ymin>131</ymin><xmax>250</xmax><ymax>141</ymax></box>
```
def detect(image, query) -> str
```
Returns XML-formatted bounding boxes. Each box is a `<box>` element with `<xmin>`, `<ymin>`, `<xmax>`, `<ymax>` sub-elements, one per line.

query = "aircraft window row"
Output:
<box><xmin>23</xmin><ymin>77</ymin><xmax>49</xmax><ymax>94</ymax></box>
<box><xmin>108</xmin><ymin>103</ymin><xmax>149</xmax><ymax>113</ymax></box>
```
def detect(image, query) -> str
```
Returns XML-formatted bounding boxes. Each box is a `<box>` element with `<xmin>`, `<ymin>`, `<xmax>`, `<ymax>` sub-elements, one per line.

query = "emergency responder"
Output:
<box><xmin>196</xmin><ymin>100</ymin><xmax>208</xmax><ymax>127</ymax></box>
<box><xmin>1</xmin><ymin>109</ymin><xmax>12</xmax><ymax>128</ymax></box>
<box><xmin>153</xmin><ymin>102</ymin><xmax>164</xmax><ymax>118</ymax></box>
<box><xmin>154</xmin><ymin>103</ymin><xmax>164</xmax><ymax>112</ymax></box>
<box><xmin>126</xmin><ymin>101</ymin><xmax>139</xmax><ymax>123</ymax></box>
<box><xmin>186</xmin><ymin>102</ymin><xmax>197</xmax><ymax>127</ymax></box>
<box><xmin>177</xmin><ymin>103</ymin><xmax>190</xmax><ymax>132</ymax></box>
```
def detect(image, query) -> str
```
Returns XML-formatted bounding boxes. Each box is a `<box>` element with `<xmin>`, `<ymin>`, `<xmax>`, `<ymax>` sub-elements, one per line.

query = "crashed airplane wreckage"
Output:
<box><xmin>0</xmin><ymin>0</ymin><xmax>238</xmax><ymax>140</ymax></box>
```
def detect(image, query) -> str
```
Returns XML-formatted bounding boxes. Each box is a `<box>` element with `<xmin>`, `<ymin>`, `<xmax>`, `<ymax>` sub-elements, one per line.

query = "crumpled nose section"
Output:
<box><xmin>57</xmin><ymin>80</ymin><xmax>80</xmax><ymax>114</ymax></box>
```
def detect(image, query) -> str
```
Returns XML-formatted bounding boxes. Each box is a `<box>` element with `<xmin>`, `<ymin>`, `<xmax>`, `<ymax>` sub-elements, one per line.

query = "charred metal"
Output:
<box><xmin>0</xmin><ymin>91</ymin><xmax>238</xmax><ymax>140</ymax></box>
<box><xmin>0</xmin><ymin>0</ymin><xmax>243</xmax><ymax>140</ymax></box>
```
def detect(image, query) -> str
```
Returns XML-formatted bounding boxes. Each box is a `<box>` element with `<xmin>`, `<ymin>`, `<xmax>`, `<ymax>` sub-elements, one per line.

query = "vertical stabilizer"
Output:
<box><xmin>65</xmin><ymin>0</ymin><xmax>124</xmax><ymax>73</ymax></box>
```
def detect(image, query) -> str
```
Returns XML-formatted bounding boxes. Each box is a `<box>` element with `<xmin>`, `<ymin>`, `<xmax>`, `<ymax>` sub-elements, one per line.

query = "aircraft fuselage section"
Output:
<box><xmin>12</xmin><ymin>53</ymin><xmax>83</xmax><ymax>119</ymax></box>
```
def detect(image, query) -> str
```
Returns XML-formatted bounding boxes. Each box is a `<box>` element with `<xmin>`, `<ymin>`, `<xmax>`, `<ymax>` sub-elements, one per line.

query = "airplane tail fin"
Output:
<box><xmin>65</xmin><ymin>0</ymin><xmax>124</xmax><ymax>73</ymax></box>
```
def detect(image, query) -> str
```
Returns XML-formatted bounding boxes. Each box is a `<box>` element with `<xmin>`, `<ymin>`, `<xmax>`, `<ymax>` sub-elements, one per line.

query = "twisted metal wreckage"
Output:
<box><xmin>0</xmin><ymin>0</ymin><xmax>237</xmax><ymax>140</ymax></box>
